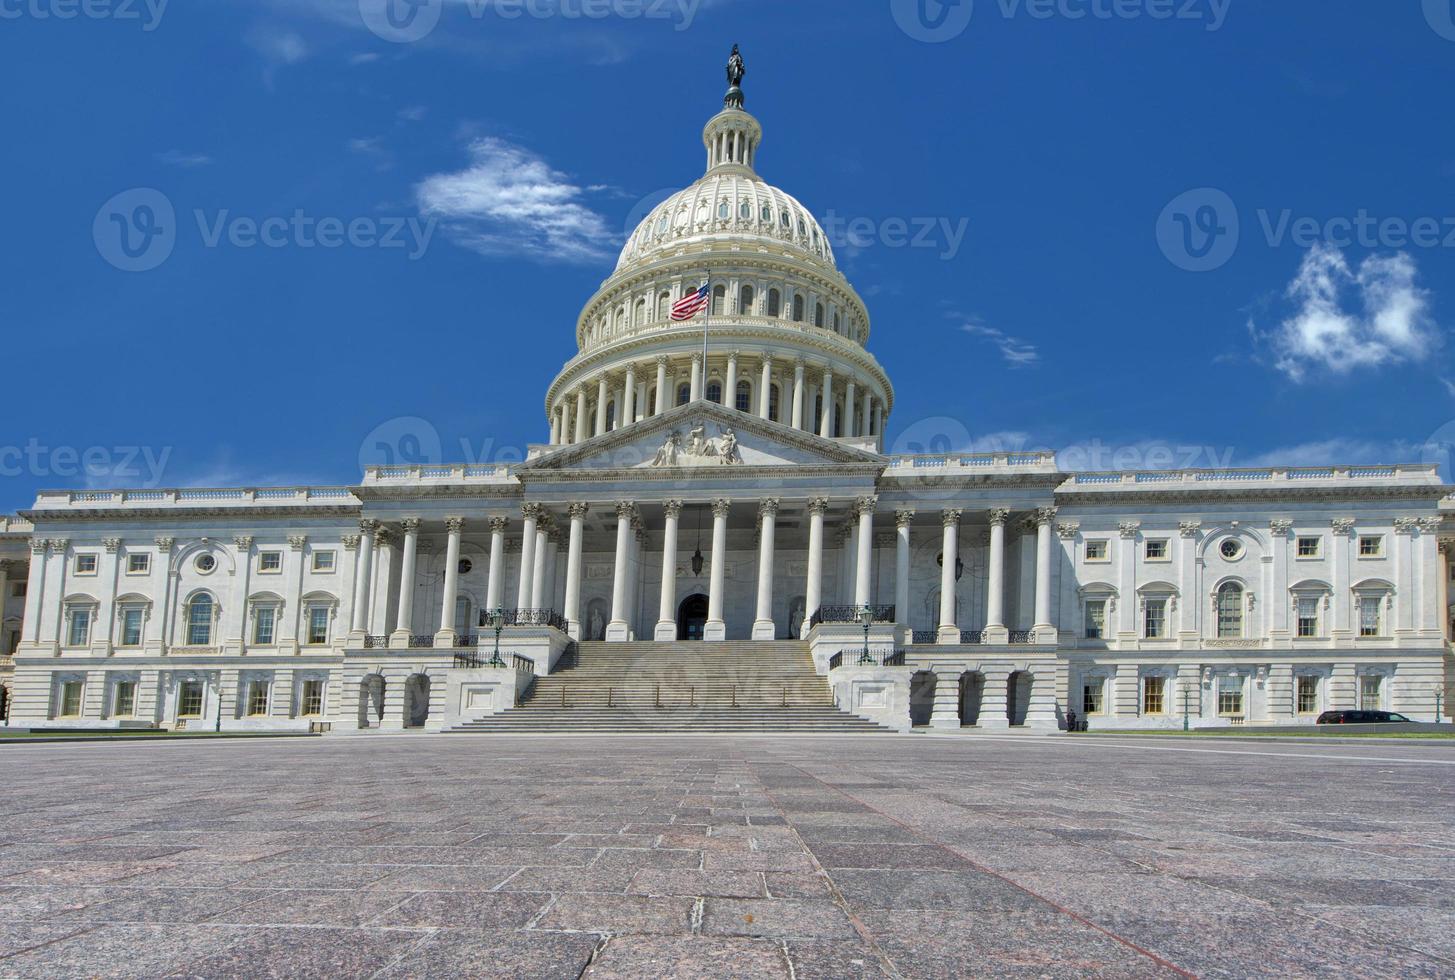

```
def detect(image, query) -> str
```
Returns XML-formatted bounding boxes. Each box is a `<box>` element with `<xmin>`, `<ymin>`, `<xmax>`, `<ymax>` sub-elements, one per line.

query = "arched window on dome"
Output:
<box><xmin>634</xmin><ymin>299</ymin><xmax>646</xmax><ymax>327</ymax></box>
<box><xmin>814</xmin><ymin>303</ymin><xmax>825</xmax><ymax>328</ymax></box>
<box><xmin>832</xmin><ymin>398</ymin><xmax>843</xmax><ymax>438</ymax></box>
<box><xmin>797</xmin><ymin>216</ymin><xmax>808</xmax><ymax>238</ymax></box>
<box><xmin>647</xmin><ymin>386</ymin><xmax>658</xmax><ymax>415</ymax></box>
<box><xmin>769</xmin><ymin>384</ymin><xmax>781</xmax><ymax>422</ymax></box>
<box><xmin>735</xmin><ymin>381</ymin><xmax>752</xmax><ymax>413</ymax></box>
<box><xmin>767</xmin><ymin>289</ymin><xmax>781</xmax><ymax>318</ymax></box>
<box><xmin>718</xmin><ymin>200</ymin><xmax>729</xmax><ymax>220</ymax></box>
<box><xmin>677</xmin><ymin>384</ymin><xmax>691</xmax><ymax>407</ymax></box>
<box><xmin>760</xmin><ymin>203</ymin><xmax>772</xmax><ymax>224</ymax></box>
<box><xmin>739</xmin><ymin>200</ymin><xmax>751</xmax><ymax>221</ymax></box>
<box><xmin>739</xmin><ymin>285</ymin><xmax>754</xmax><ymax>315</ymax></box>
<box><xmin>833</xmin><ymin>312</ymin><xmax>841</xmax><ymax>334</ymax></box>
<box><xmin>657</xmin><ymin>292</ymin><xmax>671</xmax><ymax>320</ymax></box>
<box><xmin>711</xmin><ymin>285</ymin><xmax>726</xmax><ymax>316</ymax></box>
<box><xmin>812</xmin><ymin>395</ymin><xmax>823</xmax><ymax>434</ymax></box>
<box><xmin>605</xmin><ymin>401</ymin><xmax>616</xmax><ymax>431</ymax></box>
<box><xmin>615</xmin><ymin>308</ymin><xmax>626</xmax><ymax>335</ymax></box>
<box><xmin>792</xmin><ymin>295</ymin><xmax>805</xmax><ymax>323</ymax></box>
<box><xmin>656</xmin><ymin>213</ymin><xmax>669</xmax><ymax>235</ymax></box>
<box><xmin>706</xmin><ymin>380</ymin><xmax>723</xmax><ymax>405</ymax></box>
<box><xmin>780</xmin><ymin>209</ymin><xmax>790</xmax><ymax>229</ymax></box>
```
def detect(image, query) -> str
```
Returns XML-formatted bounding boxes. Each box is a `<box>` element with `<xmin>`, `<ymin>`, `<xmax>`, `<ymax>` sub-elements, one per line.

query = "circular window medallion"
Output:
<box><xmin>458</xmin><ymin>558</ymin><xmax>473</xmax><ymax>575</ymax></box>
<box><xmin>1219</xmin><ymin>539</ymin><xmax>1244</xmax><ymax>561</ymax></box>
<box><xmin>195</xmin><ymin>553</ymin><xmax>217</xmax><ymax>574</ymax></box>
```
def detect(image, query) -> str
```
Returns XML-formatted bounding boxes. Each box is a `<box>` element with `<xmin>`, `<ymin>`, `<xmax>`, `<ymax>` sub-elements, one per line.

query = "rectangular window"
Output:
<box><xmin>1296</xmin><ymin>537</ymin><xmax>1321</xmax><ymax>558</ymax></box>
<box><xmin>1359</xmin><ymin>535</ymin><xmax>1383</xmax><ymax>557</ymax></box>
<box><xmin>12</xmin><ymin>582</ymin><xmax>25</xmax><ymax>598</ymax></box>
<box><xmin>120</xmin><ymin>608</ymin><xmax>144</xmax><ymax>647</ymax></box>
<box><xmin>253</xmin><ymin>607</ymin><xmax>276</xmax><ymax>646</ymax></box>
<box><xmin>258</xmin><ymin>551</ymin><xmax>283</xmax><ymax>573</ymax></box>
<box><xmin>59</xmin><ymin>681</ymin><xmax>83</xmax><ymax>717</ymax></box>
<box><xmin>247</xmin><ymin>682</ymin><xmax>270</xmax><ymax>717</ymax></box>
<box><xmin>1084</xmin><ymin>600</ymin><xmax>1106</xmax><ymax>639</ymax></box>
<box><xmin>300</xmin><ymin>679</ymin><xmax>324</xmax><ymax>717</ymax></box>
<box><xmin>1082</xmin><ymin>680</ymin><xmax>1104</xmax><ymax>715</ymax></box>
<box><xmin>67</xmin><ymin>609</ymin><xmax>92</xmax><ymax>647</ymax></box>
<box><xmin>126</xmin><ymin>553</ymin><xmax>151</xmax><ymax>574</ymax></box>
<box><xmin>1143</xmin><ymin>676</ymin><xmax>1166</xmax><ymax>715</ymax></box>
<box><xmin>1144</xmin><ymin>599</ymin><xmax>1167</xmax><ymax>639</ymax></box>
<box><xmin>178</xmin><ymin>681</ymin><xmax>204</xmax><ymax>718</ymax></box>
<box><xmin>1297</xmin><ymin>597</ymin><xmax>1319</xmax><ymax>638</ymax></box>
<box><xmin>114</xmin><ymin>681</ymin><xmax>136</xmax><ymax>717</ymax></box>
<box><xmin>1144</xmin><ymin>540</ymin><xmax>1168</xmax><ymax>561</ymax></box>
<box><xmin>1085</xmin><ymin>540</ymin><xmax>1109</xmax><ymax>561</ymax></box>
<box><xmin>1359</xmin><ymin>596</ymin><xmax>1382</xmax><ymax>637</ymax></box>
<box><xmin>74</xmin><ymin>554</ymin><xmax>97</xmax><ymax>575</ymax></box>
<box><xmin>1359</xmin><ymin>675</ymin><xmax>1383</xmax><ymax>709</ymax></box>
<box><xmin>307</xmin><ymin>607</ymin><xmax>330</xmax><ymax>646</ymax></box>
<box><xmin>311</xmin><ymin>551</ymin><xmax>336</xmax><ymax>573</ymax></box>
<box><xmin>1296</xmin><ymin>675</ymin><xmax>1319</xmax><ymax>714</ymax></box>
<box><xmin>1217</xmin><ymin>677</ymin><xmax>1243</xmax><ymax>716</ymax></box>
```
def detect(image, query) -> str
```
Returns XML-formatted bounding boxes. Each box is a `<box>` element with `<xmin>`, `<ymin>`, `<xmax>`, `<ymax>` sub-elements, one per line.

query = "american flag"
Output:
<box><xmin>671</xmin><ymin>283</ymin><xmax>711</xmax><ymax>321</ymax></box>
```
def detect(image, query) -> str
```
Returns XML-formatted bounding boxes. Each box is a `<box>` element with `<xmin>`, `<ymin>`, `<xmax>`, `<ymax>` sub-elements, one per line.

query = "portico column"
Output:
<box><xmin>531</xmin><ymin>523</ymin><xmax>549</xmax><ymax>610</ymax></box>
<box><xmin>791</xmin><ymin>358</ymin><xmax>806</xmax><ymax>429</ymax></box>
<box><xmin>854</xmin><ymin>496</ymin><xmax>875</xmax><ymax>607</ymax></box>
<box><xmin>350</xmin><ymin>520</ymin><xmax>379</xmax><ymax>635</ymax></box>
<box><xmin>690</xmin><ymin>353</ymin><xmax>703</xmax><ymax>402</ymax></box>
<box><xmin>872</xmin><ymin>402</ymin><xmax>884</xmax><ymax>446</ymax></box>
<box><xmin>655</xmin><ymin>356</ymin><xmax>669</xmax><ymax>416</ymax></box>
<box><xmin>818</xmin><ymin>368</ymin><xmax>834</xmax><ymax>438</ymax></box>
<box><xmin>1033</xmin><ymin>507</ymin><xmax>1057</xmax><ymax>639</ymax></box>
<box><xmin>563</xmin><ymin>504</ymin><xmax>588</xmax><ymax>638</ymax></box>
<box><xmin>704</xmin><ymin>498</ymin><xmax>730</xmax><ymax>641</ymax></box>
<box><xmin>844</xmin><ymin>379</ymin><xmax>857</xmax><ymax>438</ymax></box>
<box><xmin>485</xmin><ymin>517</ymin><xmax>507</xmax><ymax>612</ymax></box>
<box><xmin>895</xmin><ymin>511</ymin><xmax>914</xmax><ymax>642</ymax></box>
<box><xmin>435</xmin><ymin>517</ymin><xmax>464</xmax><ymax>646</ymax></box>
<box><xmin>606</xmin><ymin>502</ymin><xmax>634</xmax><ymax>642</ymax></box>
<box><xmin>655</xmin><ymin>500</ymin><xmax>683</xmax><ymax>641</ymax></box>
<box><xmin>759</xmin><ymin>353</ymin><xmax>773</xmax><ymax>419</ymax></box>
<box><xmin>595</xmin><ymin>376</ymin><xmax>609</xmax><ymax>437</ymax></box>
<box><xmin>725</xmin><ymin>352</ymin><xmax>739</xmax><ymax>410</ymax></box>
<box><xmin>622</xmin><ymin>363</ymin><xmax>636</xmax><ymax>426</ymax></box>
<box><xmin>985</xmin><ymin>508</ymin><xmax>1010</xmax><ymax>642</ymax></box>
<box><xmin>542</xmin><ymin>529</ymin><xmax>560</xmax><ymax>612</ymax></box>
<box><xmin>753</xmin><ymin>499</ymin><xmax>780</xmax><ymax>640</ymax></box>
<box><xmin>389</xmin><ymin>518</ymin><xmax>420</xmax><ymax>647</ymax></box>
<box><xmin>936</xmin><ymin>510</ymin><xmax>963</xmax><ymax>644</ymax></box>
<box><xmin>629</xmin><ymin>524</ymin><xmax>646</xmax><ymax>639</ymax></box>
<box><xmin>550</xmin><ymin>407</ymin><xmax>561</xmax><ymax>445</ymax></box>
<box><xmin>861</xmin><ymin>389</ymin><xmax>872</xmax><ymax>440</ymax></box>
<box><xmin>575</xmin><ymin>387</ymin><xmax>588</xmax><ymax>443</ymax></box>
<box><xmin>516</xmin><ymin>505</ymin><xmax>540</xmax><ymax>610</ymax></box>
<box><xmin>803</xmin><ymin>497</ymin><xmax>828</xmax><ymax>637</ymax></box>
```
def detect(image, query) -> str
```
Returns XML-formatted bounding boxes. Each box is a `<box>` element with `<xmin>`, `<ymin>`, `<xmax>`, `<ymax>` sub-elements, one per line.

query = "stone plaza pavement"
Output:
<box><xmin>0</xmin><ymin>734</ymin><xmax>1451</xmax><ymax>978</ymax></box>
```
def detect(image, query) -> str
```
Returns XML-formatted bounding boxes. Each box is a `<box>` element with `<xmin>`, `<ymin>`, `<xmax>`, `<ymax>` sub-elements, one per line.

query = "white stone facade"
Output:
<box><xmin>5</xmin><ymin>73</ymin><xmax>1453</xmax><ymax>733</ymax></box>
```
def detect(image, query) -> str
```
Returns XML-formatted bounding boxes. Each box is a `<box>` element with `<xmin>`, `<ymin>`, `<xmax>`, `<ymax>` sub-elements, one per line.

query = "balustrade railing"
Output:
<box><xmin>479</xmin><ymin>609</ymin><xmax>567</xmax><ymax>631</ymax></box>
<box><xmin>829</xmin><ymin>649</ymin><xmax>908</xmax><ymax>670</ymax></box>
<box><xmin>809</xmin><ymin>605</ymin><xmax>896</xmax><ymax>628</ymax></box>
<box><xmin>1009</xmin><ymin>630</ymin><xmax>1035</xmax><ymax>645</ymax></box>
<box><xmin>960</xmin><ymin>630</ymin><xmax>984</xmax><ymax>645</ymax></box>
<box><xmin>409</xmin><ymin>635</ymin><xmax>435</xmax><ymax>649</ymax></box>
<box><xmin>362</xmin><ymin>635</ymin><xmax>388</xmax><ymax>650</ymax></box>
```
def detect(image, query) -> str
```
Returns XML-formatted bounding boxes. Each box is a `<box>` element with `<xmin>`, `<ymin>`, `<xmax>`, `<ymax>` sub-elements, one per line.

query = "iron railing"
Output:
<box><xmin>409</xmin><ymin>635</ymin><xmax>435</xmax><ymax>649</ymax></box>
<box><xmin>480</xmin><ymin>609</ymin><xmax>567</xmax><ymax>631</ymax></box>
<box><xmin>1009</xmin><ymin>630</ymin><xmax>1035</xmax><ymax>645</ymax></box>
<box><xmin>960</xmin><ymin>630</ymin><xmax>985</xmax><ymax>645</ymax></box>
<box><xmin>809</xmin><ymin>605</ymin><xmax>897</xmax><ymax>628</ymax></box>
<box><xmin>829</xmin><ymin>649</ymin><xmax>908</xmax><ymax>670</ymax></box>
<box><xmin>453</xmin><ymin>651</ymin><xmax>536</xmax><ymax>671</ymax></box>
<box><xmin>911</xmin><ymin>630</ymin><xmax>939</xmax><ymax>645</ymax></box>
<box><xmin>363</xmin><ymin>635</ymin><xmax>388</xmax><ymax>650</ymax></box>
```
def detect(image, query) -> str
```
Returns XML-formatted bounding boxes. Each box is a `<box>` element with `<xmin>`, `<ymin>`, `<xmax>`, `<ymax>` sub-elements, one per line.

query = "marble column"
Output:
<box><xmin>350</xmin><ymin>520</ymin><xmax>379</xmax><ymax>634</ymax></box>
<box><xmin>655</xmin><ymin>356</ymin><xmax>669</xmax><ymax>416</ymax></box>
<box><xmin>435</xmin><ymin>517</ymin><xmax>464</xmax><ymax>646</ymax></box>
<box><xmin>895</xmin><ymin>511</ymin><xmax>914</xmax><ymax>641</ymax></box>
<box><xmin>1033</xmin><ymin>506</ymin><xmax>1057</xmax><ymax>638</ymax></box>
<box><xmin>516</xmin><ymin>505</ymin><xmax>540</xmax><ymax>611</ymax></box>
<box><xmin>855</xmin><ymin>496</ymin><xmax>875</xmax><ymax>607</ymax></box>
<box><xmin>818</xmin><ymin>368</ymin><xmax>834</xmax><ymax>438</ymax></box>
<box><xmin>655</xmin><ymin>500</ymin><xmax>683</xmax><ymax>641</ymax></box>
<box><xmin>861</xmin><ymin>389</ymin><xmax>872</xmax><ymax>440</ymax></box>
<box><xmin>690</xmin><ymin>353</ymin><xmax>703</xmax><ymax>402</ymax></box>
<box><xmin>791</xmin><ymin>358</ymin><xmax>806</xmax><ymax>429</ymax></box>
<box><xmin>389</xmin><ymin>518</ymin><xmax>420</xmax><ymax>647</ymax></box>
<box><xmin>753</xmin><ymin>499</ymin><xmax>780</xmax><ymax>640</ymax></box>
<box><xmin>563</xmin><ymin>504</ymin><xmax>588</xmax><ymax>640</ymax></box>
<box><xmin>575</xmin><ymin>387</ymin><xmax>588</xmax><ymax>443</ymax></box>
<box><xmin>542</xmin><ymin>529</ymin><xmax>560</xmax><ymax>612</ymax></box>
<box><xmin>843</xmin><ymin>379</ymin><xmax>857</xmax><ymax>438</ymax></box>
<box><xmin>985</xmin><ymin>508</ymin><xmax>1009</xmax><ymax>641</ymax></box>
<box><xmin>704</xmin><ymin>498</ymin><xmax>730</xmax><ymax>641</ymax></box>
<box><xmin>622</xmin><ymin>363</ymin><xmax>636</xmax><ymax>426</ymax></box>
<box><xmin>606</xmin><ymin>502</ymin><xmax>634</xmax><ymax>642</ymax></box>
<box><xmin>485</xmin><ymin>517</ymin><xmax>507</xmax><ymax>612</ymax></box>
<box><xmin>626</xmin><ymin>522</ymin><xmax>645</xmax><ymax>640</ymax></box>
<box><xmin>725</xmin><ymin>352</ymin><xmax>738</xmax><ymax>410</ymax></box>
<box><xmin>759</xmin><ymin>354</ymin><xmax>773</xmax><ymax>419</ymax></box>
<box><xmin>936</xmin><ymin>510</ymin><xmax>962</xmax><ymax>644</ymax></box>
<box><xmin>531</xmin><ymin>524</ymin><xmax>549</xmax><ymax>610</ymax></box>
<box><xmin>803</xmin><ymin>498</ymin><xmax>828</xmax><ymax>637</ymax></box>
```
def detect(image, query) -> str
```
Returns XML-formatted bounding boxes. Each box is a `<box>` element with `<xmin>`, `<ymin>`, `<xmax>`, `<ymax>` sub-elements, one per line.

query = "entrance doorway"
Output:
<box><xmin>677</xmin><ymin>594</ymin><xmax>709</xmax><ymax>640</ymax></box>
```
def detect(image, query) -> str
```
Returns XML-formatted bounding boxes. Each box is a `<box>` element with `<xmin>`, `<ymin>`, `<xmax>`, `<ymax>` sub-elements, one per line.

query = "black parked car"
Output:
<box><xmin>1316</xmin><ymin>710</ymin><xmax>1412</xmax><ymax>724</ymax></box>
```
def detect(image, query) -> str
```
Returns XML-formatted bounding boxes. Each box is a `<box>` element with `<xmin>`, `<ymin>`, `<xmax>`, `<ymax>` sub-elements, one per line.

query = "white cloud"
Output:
<box><xmin>415</xmin><ymin>136</ymin><xmax>615</xmax><ymax>264</ymax></box>
<box><xmin>956</xmin><ymin>316</ymin><xmax>1039</xmax><ymax>368</ymax></box>
<box><xmin>249</xmin><ymin>28</ymin><xmax>310</xmax><ymax>65</ymax></box>
<box><xmin>1266</xmin><ymin>243</ymin><xmax>1439</xmax><ymax>381</ymax></box>
<box><xmin>155</xmin><ymin>150</ymin><xmax>213</xmax><ymax>168</ymax></box>
<box><xmin>1238</xmin><ymin>437</ymin><xmax>1421</xmax><ymax>468</ymax></box>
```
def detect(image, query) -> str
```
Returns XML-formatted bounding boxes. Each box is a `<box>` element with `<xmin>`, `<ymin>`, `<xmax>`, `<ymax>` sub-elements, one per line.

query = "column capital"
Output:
<box><xmin>1118</xmin><ymin>521</ymin><xmax>1141</xmax><ymax>539</ymax></box>
<box><xmin>1179</xmin><ymin>520</ymin><xmax>1202</xmax><ymax>538</ymax></box>
<box><xmin>943</xmin><ymin>509</ymin><xmax>964</xmax><ymax>528</ymax></box>
<box><xmin>759</xmin><ymin>498</ymin><xmax>780</xmax><ymax>518</ymax></box>
<box><xmin>854</xmin><ymin>495</ymin><xmax>878</xmax><ymax>517</ymax></box>
<box><xmin>1056</xmin><ymin>522</ymin><xmax>1080</xmax><ymax>540</ymax></box>
<box><xmin>488</xmin><ymin>516</ymin><xmax>510</xmax><ymax>534</ymax></box>
<box><xmin>1331</xmin><ymin>517</ymin><xmax>1357</xmax><ymax>535</ymax></box>
<box><xmin>691</xmin><ymin>351</ymin><xmax>703</xmax><ymax>364</ymax></box>
<box><xmin>1036</xmin><ymin>506</ymin><xmax>1058</xmax><ymax>527</ymax></box>
<box><xmin>987</xmin><ymin>508</ymin><xmax>1009</xmax><ymax>527</ymax></box>
<box><xmin>288</xmin><ymin>534</ymin><xmax>308</xmax><ymax>550</ymax></box>
<box><xmin>728</xmin><ymin>349</ymin><xmax>741</xmax><ymax>362</ymax></box>
<box><xmin>342</xmin><ymin>535</ymin><xmax>361</xmax><ymax>552</ymax></box>
<box><xmin>567</xmin><ymin>503</ymin><xmax>590</xmax><ymax>521</ymax></box>
<box><xmin>1268</xmin><ymin>519</ymin><xmax>1294</xmax><ymax>536</ymax></box>
<box><xmin>1394</xmin><ymin>517</ymin><xmax>1419</xmax><ymax>536</ymax></box>
<box><xmin>663</xmin><ymin>499</ymin><xmax>683</xmax><ymax>519</ymax></box>
<box><xmin>521</xmin><ymin>503</ymin><xmax>545</xmax><ymax>522</ymax></box>
<box><xmin>808</xmin><ymin>497</ymin><xmax>831</xmax><ymax>516</ymax></box>
<box><xmin>895</xmin><ymin>510</ymin><xmax>915</xmax><ymax>529</ymax></box>
<box><xmin>655</xmin><ymin>354</ymin><xmax>670</xmax><ymax>366</ymax></box>
<box><xmin>232</xmin><ymin>536</ymin><xmax>253</xmax><ymax>552</ymax></box>
<box><xmin>615</xmin><ymin>500</ymin><xmax>636</xmax><ymax>520</ymax></box>
<box><xmin>794</xmin><ymin>357</ymin><xmax>806</xmax><ymax>370</ymax></box>
<box><xmin>374</xmin><ymin>528</ymin><xmax>392</xmax><ymax>548</ymax></box>
<box><xmin>398</xmin><ymin>518</ymin><xmax>421</xmax><ymax>533</ymax></box>
<box><xmin>761</xmin><ymin>350</ymin><xmax>775</xmax><ymax>364</ymax></box>
<box><xmin>712</xmin><ymin>498</ymin><xmax>732</xmax><ymax>518</ymax></box>
<box><xmin>444</xmin><ymin>517</ymin><xmax>466</xmax><ymax>534</ymax></box>
<box><xmin>359</xmin><ymin>519</ymin><xmax>381</xmax><ymax>535</ymax></box>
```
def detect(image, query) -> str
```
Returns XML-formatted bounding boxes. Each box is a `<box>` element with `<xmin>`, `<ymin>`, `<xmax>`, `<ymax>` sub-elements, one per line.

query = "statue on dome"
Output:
<box><xmin>725</xmin><ymin>44</ymin><xmax>745</xmax><ymax>109</ymax></box>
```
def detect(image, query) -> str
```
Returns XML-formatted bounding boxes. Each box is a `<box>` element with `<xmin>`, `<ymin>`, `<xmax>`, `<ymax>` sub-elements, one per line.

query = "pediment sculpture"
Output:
<box><xmin>649</xmin><ymin>423</ymin><xmax>743</xmax><ymax>467</ymax></box>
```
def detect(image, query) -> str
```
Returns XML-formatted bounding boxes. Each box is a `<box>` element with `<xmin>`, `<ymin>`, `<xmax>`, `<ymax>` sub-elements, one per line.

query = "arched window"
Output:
<box><xmin>739</xmin><ymin>200</ymin><xmax>751</xmax><ymax>220</ymax></box>
<box><xmin>706</xmin><ymin>381</ymin><xmax>723</xmax><ymax>405</ymax></box>
<box><xmin>768</xmin><ymin>384</ymin><xmax>781</xmax><ymax>422</ymax></box>
<box><xmin>739</xmin><ymin>285</ymin><xmax>754</xmax><ymax>315</ymax></box>
<box><xmin>186</xmin><ymin>594</ymin><xmax>214</xmax><ymax>646</ymax></box>
<box><xmin>832</xmin><ymin>399</ymin><xmax>843</xmax><ymax>437</ymax></box>
<box><xmin>605</xmin><ymin>402</ymin><xmax>616</xmax><ymax>431</ymax></box>
<box><xmin>793</xmin><ymin>295</ymin><xmax>805</xmax><ymax>322</ymax></box>
<box><xmin>614</xmin><ymin>308</ymin><xmax>625</xmax><ymax>334</ymax></box>
<box><xmin>735</xmin><ymin>381</ymin><xmax>752</xmax><ymax>412</ymax></box>
<box><xmin>815</xmin><ymin>303</ymin><xmax>825</xmax><ymax>328</ymax></box>
<box><xmin>647</xmin><ymin>386</ymin><xmax>658</xmax><ymax>414</ymax></box>
<box><xmin>711</xmin><ymin>285</ymin><xmax>726</xmax><ymax>316</ymax></box>
<box><xmin>813</xmin><ymin>395</ymin><xmax>823</xmax><ymax>433</ymax></box>
<box><xmin>657</xmin><ymin>292</ymin><xmax>670</xmax><ymax>320</ymax></box>
<box><xmin>760</xmin><ymin>203</ymin><xmax>772</xmax><ymax>223</ymax></box>
<box><xmin>634</xmin><ymin>298</ymin><xmax>646</xmax><ymax>326</ymax></box>
<box><xmin>767</xmin><ymin>289</ymin><xmax>781</xmax><ymax>317</ymax></box>
<box><xmin>1217</xmin><ymin>583</ymin><xmax>1244</xmax><ymax>638</ymax></box>
<box><xmin>718</xmin><ymin>200</ymin><xmax>729</xmax><ymax>220</ymax></box>
<box><xmin>833</xmin><ymin>312</ymin><xmax>841</xmax><ymax>333</ymax></box>
<box><xmin>677</xmin><ymin>384</ymin><xmax>691</xmax><ymax>406</ymax></box>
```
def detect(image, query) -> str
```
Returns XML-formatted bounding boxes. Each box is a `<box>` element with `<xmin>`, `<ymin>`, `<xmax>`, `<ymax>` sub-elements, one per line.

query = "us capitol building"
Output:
<box><xmin>1</xmin><ymin>54</ymin><xmax>1451</xmax><ymax>734</ymax></box>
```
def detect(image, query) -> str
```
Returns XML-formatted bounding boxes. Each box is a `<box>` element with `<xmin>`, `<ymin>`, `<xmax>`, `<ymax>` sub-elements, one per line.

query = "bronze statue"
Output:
<box><xmin>725</xmin><ymin>44</ymin><xmax>745</xmax><ymax>109</ymax></box>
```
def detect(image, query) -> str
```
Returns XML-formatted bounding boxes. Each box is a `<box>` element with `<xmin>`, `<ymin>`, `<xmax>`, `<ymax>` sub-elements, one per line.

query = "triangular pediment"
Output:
<box><xmin>519</xmin><ymin>400</ymin><xmax>884</xmax><ymax>476</ymax></box>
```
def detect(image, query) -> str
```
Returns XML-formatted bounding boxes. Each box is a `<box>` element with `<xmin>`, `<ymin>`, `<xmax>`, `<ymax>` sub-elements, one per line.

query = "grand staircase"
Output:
<box><xmin>448</xmin><ymin>640</ymin><xmax>895</xmax><ymax>734</ymax></box>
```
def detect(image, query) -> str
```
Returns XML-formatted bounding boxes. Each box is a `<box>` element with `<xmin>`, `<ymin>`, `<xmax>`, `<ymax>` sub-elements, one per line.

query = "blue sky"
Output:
<box><xmin>3</xmin><ymin>0</ymin><xmax>1455</xmax><ymax>509</ymax></box>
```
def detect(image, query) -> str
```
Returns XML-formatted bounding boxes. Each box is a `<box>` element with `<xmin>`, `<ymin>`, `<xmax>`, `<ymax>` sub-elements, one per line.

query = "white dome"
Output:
<box><xmin>616</xmin><ymin>172</ymin><xmax>837</xmax><ymax>275</ymax></box>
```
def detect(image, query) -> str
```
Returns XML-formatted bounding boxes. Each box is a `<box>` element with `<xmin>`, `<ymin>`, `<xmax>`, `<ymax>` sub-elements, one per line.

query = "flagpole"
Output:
<box><xmin>701</xmin><ymin>277</ymin><xmax>710</xmax><ymax>398</ymax></box>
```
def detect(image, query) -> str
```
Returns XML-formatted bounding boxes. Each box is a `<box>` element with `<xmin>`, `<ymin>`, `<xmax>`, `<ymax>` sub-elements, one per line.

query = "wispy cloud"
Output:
<box><xmin>1238</xmin><ymin>437</ymin><xmax>1421</xmax><ymax>468</ymax></box>
<box><xmin>348</xmin><ymin>136</ymin><xmax>394</xmax><ymax>171</ymax></box>
<box><xmin>245</xmin><ymin>26</ymin><xmax>311</xmax><ymax>89</ymax></box>
<box><xmin>1259</xmin><ymin>244</ymin><xmax>1440</xmax><ymax>381</ymax></box>
<box><xmin>155</xmin><ymin>150</ymin><xmax>213</xmax><ymax>168</ymax></box>
<box><xmin>415</xmin><ymin>135</ymin><xmax>615</xmax><ymax>264</ymax></box>
<box><xmin>954</xmin><ymin>315</ymin><xmax>1040</xmax><ymax>367</ymax></box>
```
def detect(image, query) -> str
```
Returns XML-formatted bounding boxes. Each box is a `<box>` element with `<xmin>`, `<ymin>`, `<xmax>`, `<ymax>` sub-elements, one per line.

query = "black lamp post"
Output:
<box><xmin>858</xmin><ymin>603</ymin><xmax>875</xmax><ymax>665</ymax></box>
<box><xmin>488</xmin><ymin>608</ymin><xmax>506</xmax><ymax>668</ymax></box>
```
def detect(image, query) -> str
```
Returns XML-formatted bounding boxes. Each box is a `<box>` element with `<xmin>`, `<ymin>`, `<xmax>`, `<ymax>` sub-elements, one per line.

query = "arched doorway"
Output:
<box><xmin>677</xmin><ymin>594</ymin><xmax>709</xmax><ymax>641</ymax></box>
<box><xmin>959</xmin><ymin>672</ymin><xmax>984</xmax><ymax>727</ymax></box>
<box><xmin>405</xmin><ymin>674</ymin><xmax>431</xmax><ymax>729</ymax></box>
<box><xmin>358</xmin><ymin>675</ymin><xmax>385</xmax><ymax>729</ymax></box>
<box><xmin>1006</xmin><ymin>671</ymin><xmax>1032</xmax><ymax>726</ymax></box>
<box><xmin>909</xmin><ymin>671</ymin><xmax>937</xmax><ymax>728</ymax></box>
